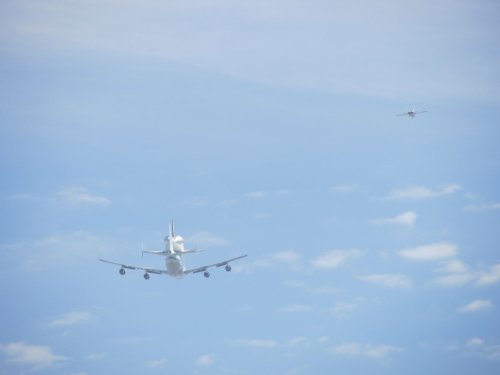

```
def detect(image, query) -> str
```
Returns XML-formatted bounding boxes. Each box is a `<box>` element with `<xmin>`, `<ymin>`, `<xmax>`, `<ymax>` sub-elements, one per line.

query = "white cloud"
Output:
<box><xmin>387</xmin><ymin>184</ymin><xmax>461</xmax><ymax>200</ymax></box>
<box><xmin>111</xmin><ymin>336</ymin><xmax>155</xmax><ymax>344</ymax></box>
<box><xmin>310</xmin><ymin>249</ymin><xmax>360</xmax><ymax>269</ymax></box>
<box><xmin>272</xmin><ymin>250</ymin><xmax>300</xmax><ymax>263</ymax></box>
<box><xmin>438</xmin><ymin>260</ymin><xmax>469</xmax><ymax>274</ymax></box>
<box><xmin>145</xmin><ymin>358</ymin><xmax>168</xmax><ymax>368</ymax></box>
<box><xmin>364</xmin><ymin>344</ymin><xmax>404</xmax><ymax>359</ymax></box>
<box><xmin>229</xmin><ymin>338</ymin><xmax>277</xmax><ymax>349</ymax></box>
<box><xmin>275</xmin><ymin>189</ymin><xmax>289</xmax><ymax>196</ymax></box>
<box><xmin>467</xmin><ymin>338</ymin><xmax>485</xmax><ymax>347</ymax></box>
<box><xmin>185</xmin><ymin>196</ymin><xmax>209</xmax><ymax>207</ymax></box>
<box><xmin>282</xmin><ymin>304</ymin><xmax>313</xmax><ymax>313</ymax></box>
<box><xmin>49</xmin><ymin>311</ymin><xmax>92</xmax><ymax>327</ymax></box>
<box><xmin>330</xmin><ymin>185</ymin><xmax>358</xmax><ymax>193</ymax></box>
<box><xmin>464</xmin><ymin>338</ymin><xmax>500</xmax><ymax>361</ymax></box>
<box><xmin>196</xmin><ymin>354</ymin><xmax>214</xmax><ymax>366</ymax></box>
<box><xmin>332</xmin><ymin>342</ymin><xmax>361</xmax><ymax>356</ymax></box>
<box><xmin>318</xmin><ymin>336</ymin><xmax>331</xmax><ymax>344</ymax></box>
<box><xmin>359</xmin><ymin>273</ymin><xmax>412</xmax><ymax>288</ymax></box>
<box><xmin>4</xmin><ymin>0</ymin><xmax>499</xmax><ymax>102</ymax></box>
<box><xmin>16</xmin><ymin>231</ymin><xmax>116</xmax><ymax>271</ymax></box>
<box><xmin>465</xmin><ymin>203</ymin><xmax>500</xmax><ymax>212</ymax></box>
<box><xmin>187</xmin><ymin>232</ymin><xmax>228</xmax><ymax>247</ymax></box>
<box><xmin>398</xmin><ymin>242</ymin><xmax>457</xmax><ymax>261</ymax></box>
<box><xmin>327</xmin><ymin>300</ymin><xmax>360</xmax><ymax>317</ymax></box>
<box><xmin>477</xmin><ymin>264</ymin><xmax>500</xmax><ymax>286</ymax></box>
<box><xmin>433</xmin><ymin>273</ymin><xmax>475</xmax><ymax>287</ymax></box>
<box><xmin>458</xmin><ymin>300</ymin><xmax>494</xmax><ymax>313</ymax></box>
<box><xmin>331</xmin><ymin>342</ymin><xmax>402</xmax><ymax>359</ymax></box>
<box><xmin>286</xmin><ymin>337</ymin><xmax>309</xmax><ymax>347</ymax></box>
<box><xmin>432</xmin><ymin>259</ymin><xmax>475</xmax><ymax>287</ymax></box>
<box><xmin>432</xmin><ymin>261</ymin><xmax>500</xmax><ymax>288</ymax></box>
<box><xmin>4</xmin><ymin>193</ymin><xmax>38</xmax><ymax>201</ymax></box>
<box><xmin>246</xmin><ymin>191</ymin><xmax>267</xmax><ymax>199</ymax></box>
<box><xmin>58</xmin><ymin>187</ymin><xmax>110</xmax><ymax>207</ymax></box>
<box><xmin>86</xmin><ymin>352</ymin><xmax>107</xmax><ymax>361</ymax></box>
<box><xmin>0</xmin><ymin>342</ymin><xmax>67</xmax><ymax>369</ymax></box>
<box><xmin>373</xmin><ymin>211</ymin><xmax>417</xmax><ymax>226</ymax></box>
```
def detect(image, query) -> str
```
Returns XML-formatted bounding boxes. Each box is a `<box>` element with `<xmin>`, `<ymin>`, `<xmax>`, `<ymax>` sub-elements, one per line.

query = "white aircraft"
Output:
<box><xmin>397</xmin><ymin>106</ymin><xmax>428</xmax><ymax>119</ymax></box>
<box><xmin>100</xmin><ymin>222</ymin><xmax>247</xmax><ymax>279</ymax></box>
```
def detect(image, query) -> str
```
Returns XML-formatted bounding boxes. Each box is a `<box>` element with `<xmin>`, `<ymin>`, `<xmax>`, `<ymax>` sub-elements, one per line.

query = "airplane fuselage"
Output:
<box><xmin>165</xmin><ymin>254</ymin><xmax>185</xmax><ymax>278</ymax></box>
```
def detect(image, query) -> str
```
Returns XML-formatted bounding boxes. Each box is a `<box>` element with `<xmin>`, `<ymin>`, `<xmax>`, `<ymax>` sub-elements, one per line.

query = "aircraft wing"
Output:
<box><xmin>99</xmin><ymin>259</ymin><xmax>167</xmax><ymax>275</ymax></box>
<box><xmin>184</xmin><ymin>254</ymin><xmax>248</xmax><ymax>275</ymax></box>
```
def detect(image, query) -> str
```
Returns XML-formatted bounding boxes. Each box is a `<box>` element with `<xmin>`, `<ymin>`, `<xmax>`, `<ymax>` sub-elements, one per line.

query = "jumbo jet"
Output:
<box><xmin>100</xmin><ymin>222</ymin><xmax>247</xmax><ymax>279</ymax></box>
<box><xmin>397</xmin><ymin>105</ymin><xmax>427</xmax><ymax>118</ymax></box>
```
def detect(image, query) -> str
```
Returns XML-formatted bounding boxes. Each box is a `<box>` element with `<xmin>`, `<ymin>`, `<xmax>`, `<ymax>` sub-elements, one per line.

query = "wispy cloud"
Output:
<box><xmin>281</xmin><ymin>304</ymin><xmax>313</xmax><ymax>313</ymax></box>
<box><xmin>432</xmin><ymin>259</ymin><xmax>474</xmax><ymax>287</ymax></box>
<box><xmin>437</xmin><ymin>260</ymin><xmax>469</xmax><ymax>274</ymax></box>
<box><xmin>4</xmin><ymin>193</ymin><xmax>38</xmax><ymax>201</ymax></box>
<box><xmin>331</xmin><ymin>342</ymin><xmax>403</xmax><ymax>359</ymax></box>
<box><xmin>111</xmin><ymin>336</ymin><xmax>156</xmax><ymax>344</ymax></box>
<box><xmin>464</xmin><ymin>338</ymin><xmax>500</xmax><ymax>361</ymax></box>
<box><xmin>245</xmin><ymin>191</ymin><xmax>267</xmax><ymax>199</ymax></box>
<box><xmin>359</xmin><ymin>273</ymin><xmax>412</xmax><ymax>288</ymax></box>
<box><xmin>0</xmin><ymin>342</ymin><xmax>67</xmax><ymax>369</ymax></box>
<box><xmin>49</xmin><ymin>311</ymin><xmax>92</xmax><ymax>327</ymax></box>
<box><xmin>58</xmin><ymin>187</ymin><xmax>110</xmax><ymax>207</ymax></box>
<box><xmin>373</xmin><ymin>211</ymin><xmax>417</xmax><ymax>226</ymax></box>
<box><xmin>433</xmin><ymin>273</ymin><xmax>475</xmax><ymax>287</ymax></box>
<box><xmin>465</xmin><ymin>202</ymin><xmax>500</xmax><ymax>212</ymax></box>
<box><xmin>196</xmin><ymin>354</ymin><xmax>214</xmax><ymax>366</ymax></box>
<box><xmin>145</xmin><ymin>358</ymin><xmax>168</xmax><ymax>368</ymax></box>
<box><xmin>326</xmin><ymin>300</ymin><xmax>361</xmax><ymax>317</ymax></box>
<box><xmin>272</xmin><ymin>250</ymin><xmax>300</xmax><ymax>263</ymax></box>
<box><xmin>477</xmin><ymin>264</ymin><xmax>500</xmax><ymax>286</ymax></box>
<box><xmin>187</xmin><ymin>232</ymin><xmax>228</xmax><ymax>247</ymax></box>
<box><xmin>386</xmin><ymin>184</ymin><xmax>461</xmax><ymax>200</ymax></box>
<box><xmin>86</xmin><ymin>352</ymin><xmax>107</xmax><ymax>361</ymax></box>
<box><xmin>398</xmin><ymin>242</ymin><xmax>457</xmax><ymax>261</ymax></box>
<box><xmin>245</xmin><ymin>190</ymin><xmax>290</xmax><ymax>199</ymax></box>
<box><xmin>228</xmin><ymin>338</ymin><xmax>277</xmax><ymax>349</ymax></box>
<box><xmin>16</xmin><ymin>231</ymin><xmax>116</xmax><ymax>271</ymax></box>
<box><xmin>286</xmin><ymin>337</ymin><xmax>309</xmax><ymax>347</ymax></box>
<box><xmin>310</xmin><ymin>249</ymin><xmax>360</xmax><ymax>269</ymax></box>
<box><xmin>432</xmin><ymin>261</ymin><xmax>500</xmax><ymax>288</ymax></box>
<box><xmin>458</xmin><ymin>299</ymin><xmax>494</xmax><ymax>313</ymax></box>
<box><xmin>330</xmin><ymin>185</ymin><xmax>358</xmax><ymax>193</ymax></box>
<box><xmin>185</xmin><ymin>196</ymin><xmax>209</xmax><ymax>207</ymax></box>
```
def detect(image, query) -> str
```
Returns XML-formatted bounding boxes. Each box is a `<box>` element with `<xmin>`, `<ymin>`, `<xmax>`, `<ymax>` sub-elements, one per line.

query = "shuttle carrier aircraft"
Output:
<box><xmin>100</xmin><ymin>222</ymin><xmax>247</xmax><ymax>279</ymax></box>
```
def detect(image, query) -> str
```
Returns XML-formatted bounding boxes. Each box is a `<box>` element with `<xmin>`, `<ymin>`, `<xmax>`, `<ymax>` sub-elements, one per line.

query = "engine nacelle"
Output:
<box><xmin>225</xmin><ymin>265</ymin><xmax>231</xmax><ymax>272</ymax></box>
<box><xmin>204</xmin><ymin>271</ymin><xmax>210</xmax><ymax>278</ymax></box>
<box><xmin>119</xmin><ymin>268</ymin><xmax>126</xmax><ymax>275</ymax></box>
<box><xmin>144</xmin><ymin>273</ymin><xmax>150</xmax><ymax>280</ymax></box>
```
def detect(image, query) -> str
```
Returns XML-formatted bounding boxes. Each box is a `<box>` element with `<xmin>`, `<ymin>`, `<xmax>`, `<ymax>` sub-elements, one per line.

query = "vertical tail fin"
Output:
<box><xmin>168</xmin><ymin>220</ymin><xmax>175</xmax><ymax>254</ymax></box>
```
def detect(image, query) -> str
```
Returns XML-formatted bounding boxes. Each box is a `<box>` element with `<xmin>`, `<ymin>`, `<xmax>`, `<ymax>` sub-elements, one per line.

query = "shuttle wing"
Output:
<box><xmin>99</xmin><ymin>259</ymin><xmax>167</xmax><ymax>275</ymax></box>
<box><xmin>184</xmin><ymin>254</ymin><xmax>248</xmax><ymax>275</ymax></box>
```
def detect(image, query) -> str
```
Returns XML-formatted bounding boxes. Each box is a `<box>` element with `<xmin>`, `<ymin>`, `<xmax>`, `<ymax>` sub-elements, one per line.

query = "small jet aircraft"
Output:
<box><xmin>100</xmin><ymin>222</ymin><xmax>247</xmax><ymax>279</ymax></box>
<box><xmin>397</xmin><ymin>106</ymin><xmax>427</xmax><ymax>119</ymax></box>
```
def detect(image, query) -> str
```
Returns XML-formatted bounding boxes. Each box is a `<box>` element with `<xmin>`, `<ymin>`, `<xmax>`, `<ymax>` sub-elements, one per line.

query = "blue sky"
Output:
<box><xmin>1</xmin><ymin>1</ymin><xmax>499</xmax><ymax>374</ymax></box>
